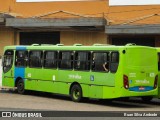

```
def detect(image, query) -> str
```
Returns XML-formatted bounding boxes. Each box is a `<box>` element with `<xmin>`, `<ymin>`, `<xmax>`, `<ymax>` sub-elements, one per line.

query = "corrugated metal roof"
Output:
<box><xmin>0</xmin><ymin>0</ymin><xmax>160</xmax><ymax>25</ymax></box>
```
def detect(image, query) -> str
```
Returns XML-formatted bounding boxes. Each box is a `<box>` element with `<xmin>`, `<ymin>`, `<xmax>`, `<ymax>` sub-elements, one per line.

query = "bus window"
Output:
<box><xmin>44</xmin><ymin>51</ymin><xmax>57</xmax><ymax>69</ymax></box>
<box><xmin>3</xmin><ymin>50</ymin><xmax>14</xmax><ymax>73</ymax></box>
<box><xmin>92</xmin><ymin>52</ymin><xmax>109</xmax><ymax>72</ymax></box>
<box><xmin>158</xmin><ymin>53</ymin><xmax>160</xmax><ymax>71</ymax></box>
<box><xmin>59</xmin><ymin>51</ymin><xmax>73</xmax><ymax>69</ymax></box>
<box><xmin>74</xmin><ymin>52</ymin><xmax>90</xmax><ymax>71</ymax></box>
<box><xmin>15</xmin><ymin>51</ymin><xmax>28</xmax><ymax>67</ymax></box>
<box><xmin>110</xmin><ymin>52</ymin><xmax>119</xmax><ymax>73</ymax></box>
<box><xmin>29</xmin><ymin>51</ymin><xmax>43</xmax><ymax>68</ymax></box>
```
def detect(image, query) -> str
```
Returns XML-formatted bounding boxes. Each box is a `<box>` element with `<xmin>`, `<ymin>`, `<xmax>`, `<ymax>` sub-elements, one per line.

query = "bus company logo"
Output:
<box><xmin>90</xmin><ymin>75</ymin><xmax>94</xmax><ymax>81</ymax></box>
<box><xmin>129</xmin><ymin>73</ymin><xmax>136</xmax><ymax>77</ymax></box>
<box><xmin>2</xmin><ymin>112</ymin><xmax>11</xmax><ymax>117</ymax></box>
<box><xmin>129</xmin><ymin>80</ymin><xmax>132</xmax><ymax>84</ymax></box>
<box><xmin>68</xmin><ymin>74</ymin><xmax>82</xmax><ymax>80</ymax></box>
<box><xmin>135</xmin><ymin>79</ymin><xmax>150</xmax><ymax>84</ymax></box>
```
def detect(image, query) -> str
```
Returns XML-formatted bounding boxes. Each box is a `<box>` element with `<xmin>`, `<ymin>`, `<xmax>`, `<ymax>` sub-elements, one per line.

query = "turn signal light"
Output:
<box><xmin>123</xmin><ymin>75</ymin><xmax>129</xmax><ymax>89</ymax></box>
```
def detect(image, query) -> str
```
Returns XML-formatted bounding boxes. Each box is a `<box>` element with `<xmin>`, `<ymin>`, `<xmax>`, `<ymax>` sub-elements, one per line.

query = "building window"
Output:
<box><xmin>15</xmin><ymin>51</ymin><xmax>28</xmax><ymax>67</ymax></box>
<box><xmin>92</xmin><ymin>52</ymin><xmax>109</xmax><ymax>72</ymax></box>
<box><xmin>59</xmin><ymin>51</ymin><xmax>73</xmax><ymax>69</ymax></box>
<box><xmin>29</xmin><ymin>51</ymin><xmax>43</xmax><ymax>68</ymax></box>
<box><xmin>44</xmin><ymin>51</ymin><xmax>57</xmax><ymax>69</ymax></box>
<box><xmin>110</xmin><ymin>52</ymin><xmax>119</xmax><ymax>73</ymax></box>
<box><xmin>74</xmin><ymin>51</ymin><xmax>91</xmax><ymax>71</ymax></box>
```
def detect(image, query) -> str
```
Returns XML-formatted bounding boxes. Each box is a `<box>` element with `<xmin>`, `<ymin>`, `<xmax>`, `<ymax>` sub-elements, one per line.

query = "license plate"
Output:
<box><xmin>139</xmin><ymin>87</ymin><xmax>145</xmax><ymax>90</ymax></box>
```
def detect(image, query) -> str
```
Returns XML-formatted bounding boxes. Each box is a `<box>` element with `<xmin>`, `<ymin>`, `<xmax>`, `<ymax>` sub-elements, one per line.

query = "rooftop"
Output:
<box><xmin>1</xmin><ymin>0</ymin><xmax>160</xmax><ymax>25</ymax></box>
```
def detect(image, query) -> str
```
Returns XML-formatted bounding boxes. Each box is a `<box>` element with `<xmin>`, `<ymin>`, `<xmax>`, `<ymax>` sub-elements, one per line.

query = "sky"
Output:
<box><xmin>16</xmin><ymin>0</ymin><xmax>160</xmax><ymax>6</ymax></box>
<box><xmin>109</xmin><ymin>0</ymin><xmax>160</xmax><ymax>6</ymax></box>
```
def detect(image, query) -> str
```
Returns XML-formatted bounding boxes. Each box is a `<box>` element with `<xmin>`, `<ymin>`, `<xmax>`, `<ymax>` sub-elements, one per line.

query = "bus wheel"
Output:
<box><xmin>17</xmin><ymin>79</ymin><xmax>25</xmax><ymax>94</ymax></box>
<box><xmin>71</xmin><ymin>85</ymin><xmax>82</xmax><ymax>102</ymax></box>
<box><xmin>141</xmin><ymin>96</ymin><xmax>153</xmax><ymax>102</ymax></box>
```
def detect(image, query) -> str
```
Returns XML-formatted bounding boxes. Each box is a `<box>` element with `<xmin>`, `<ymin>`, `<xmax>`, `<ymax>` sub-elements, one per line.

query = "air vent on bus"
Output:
<box><xmin>41</xmin><ymin>44</ymin><xmax>54</xmax><ymax>46</ymax></box>
<box><xmin>31</xmin><ymin>44</ymin><xmax>40</xmax><ymax>46</ymax></box>
<box><xmin>73</xmin><ymin>44</ymin><xmax>82</xmax><ymax>46</ymax></box>
<box><xmin>125</xmin><ymin>43</ymin><xmax>136</xmax><ymax>46</ymax></box>
<box><xmin>56</xmin><ymin>44</ymin><xmax>64</xmax><ymax>46</ymax></box>
<box><xmin>93</xmin><ymin>44</ymin><xmax>113</xmax><ymax>46</ymax></box>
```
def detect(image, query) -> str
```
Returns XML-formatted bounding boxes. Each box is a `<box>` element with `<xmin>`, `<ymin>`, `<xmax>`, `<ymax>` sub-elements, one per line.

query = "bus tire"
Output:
<box><xmin>71</xmin><ymin>85</ymin><xmax>82</xmax><ymax>102</ymax></box>
<box><xmin>141</xmin><ymin>96</ymin><xmax>153</xmax><ymax>102</ymax></box>
<box><xmin>17</xmin><ymin>79</ymin><xmax>25</xmax><ymax>94</ymax></box>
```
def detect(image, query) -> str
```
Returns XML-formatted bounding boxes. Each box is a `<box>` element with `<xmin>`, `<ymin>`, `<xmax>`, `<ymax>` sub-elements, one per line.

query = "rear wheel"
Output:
<box><xmin>141</xmin><ymin>96</ymin><xmax>153</xmax><ymax>102</ymax></box>
<box><xmin>17</xmin><ymin>79</ymin><xmax>25</xmax><ymax>94</ymax></box>
<box><xmin>71</xmin><ymin>85</ymin><xmax>82</xmax><ymax>102</ymax></box>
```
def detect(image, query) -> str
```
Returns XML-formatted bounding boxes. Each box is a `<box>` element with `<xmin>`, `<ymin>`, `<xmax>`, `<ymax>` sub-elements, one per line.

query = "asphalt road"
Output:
<box><xmin>0</xmin><ymin>90</ymin><xmax>160</xmax><ymax>119</ymax></box>
<box><xmin>0</xmin><ymin>89</ymin><xmax>160</xmax><ymax>111</ymax></box>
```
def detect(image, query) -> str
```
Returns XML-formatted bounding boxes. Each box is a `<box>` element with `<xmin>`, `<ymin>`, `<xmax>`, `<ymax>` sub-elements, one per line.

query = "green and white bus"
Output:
<box><xmin>2</xmin><ymin>44</ymin><xmax>158</xmax><ymax>102</ymax></box>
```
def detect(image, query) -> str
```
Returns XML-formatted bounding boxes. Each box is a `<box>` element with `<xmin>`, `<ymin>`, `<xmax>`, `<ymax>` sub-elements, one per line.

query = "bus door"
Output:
<box><xmin>2</xmin><ymin>50</ymin><xmax>14</xmax><ymax>87</ymax></box>
<box><xmin>14</xmin><ymin>50</ymin><xmax>28</xmax><ymax>84</ymax></box>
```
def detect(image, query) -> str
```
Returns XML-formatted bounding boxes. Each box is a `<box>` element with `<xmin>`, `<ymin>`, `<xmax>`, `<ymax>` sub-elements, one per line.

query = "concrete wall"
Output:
<box><xmin>0</xmin><ymin>28</ymin><xmax>14</xmax><ymax>57</ymax></box>
<box><xmin>6</xmin><ymin>30</ymin><xmax>107</xmax><ymax>49</ymax></box>
<box><xmin>60</xmin><ymin>31</ymin><xmax>108</xmax><ymax>45</ymax></box>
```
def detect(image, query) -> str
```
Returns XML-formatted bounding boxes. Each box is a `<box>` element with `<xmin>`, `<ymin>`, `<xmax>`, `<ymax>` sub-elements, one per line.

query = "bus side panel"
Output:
<box><xmin>3</xmin><ymin>77</ymin><xmax>14</xmax><ymax>87</ymax></box>
<box><xmin>88</xmin><ymin>72</ymin><xmax>115</xmax><ymax>99</ymax></box>
<box><xmin>37</xmin><ymin>80</ymin><xmax>55</xmax><ymax>93</ymax></box>
<box><xmin>103</xmin><ymin>86</ymin><xmax>116</xmax><ymax>98</ymax></box>
<box><xmin>58</xmin><ymin>70</ymin><xmax>90</xmax><ymax>95</ymax></box>
<box><xmin>25</xmin><ymin>68</ymin><xmax>37</xmax><ymax>90</ymax></box>
<box><xmin>54</xmin><ymin>82</ymin><xmax>70</xmax><ymax>95</ymax></box>
<box><xmin>88</xmin><ymin>85</ymin><xmax>103</xmax><ymax>98</ymax></box>
<box><xmin>25</xmin><ymin>68</ymin><xmax>58</xmax><ymax>93</ymax></box>
<box><xmin>89</xmin><ymin>72</ymin><xmax>115</xmax><ymax>87</ymax></box>
<box><xmin>25</xmin><ymin>79</ymin><xmax>37</xmax><ymax>90</ymax></box>
<box><xmin>81</xmin><ymin>84</ymin><xmax>89</xmax><ymax>98</ymax></box>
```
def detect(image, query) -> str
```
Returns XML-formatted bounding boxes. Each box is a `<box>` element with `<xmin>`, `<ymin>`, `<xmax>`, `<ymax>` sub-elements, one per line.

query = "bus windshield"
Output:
<box><xmin>3</xmin><ymin>50</ymin><xmax>14</xmax><ymax>73</ymax></box>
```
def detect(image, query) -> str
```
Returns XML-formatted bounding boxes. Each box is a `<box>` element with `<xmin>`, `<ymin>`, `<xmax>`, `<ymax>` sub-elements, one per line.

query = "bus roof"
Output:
<box><xmin>156</xmin><ymin>47</ymin><xmax>160</xmax><ymax>52</ymax></box>
<box><xmin>4</xmin><ymin>44</ymin><xmax>156</xmax><ymax>51</ymax></box>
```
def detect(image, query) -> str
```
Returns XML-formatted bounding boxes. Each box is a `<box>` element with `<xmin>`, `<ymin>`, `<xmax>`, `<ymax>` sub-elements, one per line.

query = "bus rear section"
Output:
<box><xmin>157</xmin><ymin>49</ymin><xmax>160</xmax><ymax>98</ymax></box>
<box><xmin>119</xmin><ymin>46</ymin><xmax>158</xmax><ymax>101</ymax></box>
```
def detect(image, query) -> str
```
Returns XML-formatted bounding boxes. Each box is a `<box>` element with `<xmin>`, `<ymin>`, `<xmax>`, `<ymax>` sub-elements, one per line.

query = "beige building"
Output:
<box><xmin>1</xmin><ymin>0</ymin><xmax>160</xmax><ymax>56</ymax></box>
